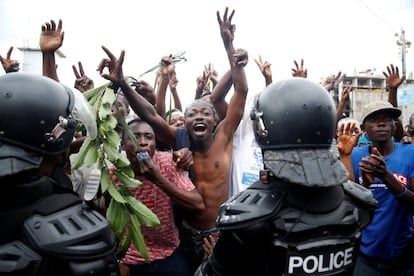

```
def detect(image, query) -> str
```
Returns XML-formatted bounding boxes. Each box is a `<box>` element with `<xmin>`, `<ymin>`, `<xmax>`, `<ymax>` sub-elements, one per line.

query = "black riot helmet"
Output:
<box><xmin>0</xmin><ymin>73</ymin><xmax>96</xmax><ymax>156</ymax></box>
<box><xmin>250</xmin><ymin>78</ymin><xmax>347</xmax><ymax>187</ymax></box>
<box><xmin>251</xmin><ymin>78</ymin><xmax>336</xmax><ymax>150</ymax></box>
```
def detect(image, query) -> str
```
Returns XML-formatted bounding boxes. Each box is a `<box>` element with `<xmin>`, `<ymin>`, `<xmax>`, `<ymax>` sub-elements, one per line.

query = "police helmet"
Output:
<box><xmin>0</xmin><ymin>73</ymin><xmax>96</xmax><ymax>155</ymax></box>
<box><xmin>250</xmin><ymin>78</ymin><xmax>348</xmax><ymax>187</ymax></box>
<box><xmin>251</xmin><ymin>78</ymin><xmax>336</xmax><ymax>150</ymax></box>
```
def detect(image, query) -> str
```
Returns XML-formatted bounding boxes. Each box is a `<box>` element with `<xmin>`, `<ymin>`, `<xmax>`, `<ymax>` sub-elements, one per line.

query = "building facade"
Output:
<box><xmin>338</xmin><ymin>74</ymin><xmax>414</xmax><ymax>128</ymax></box>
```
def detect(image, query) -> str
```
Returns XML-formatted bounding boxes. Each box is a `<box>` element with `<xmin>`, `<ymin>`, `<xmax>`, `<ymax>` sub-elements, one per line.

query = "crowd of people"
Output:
<box><xmin>1</xmin><ymin>6</ymin><xmax>414</xmax><ymax>276</ymax></box>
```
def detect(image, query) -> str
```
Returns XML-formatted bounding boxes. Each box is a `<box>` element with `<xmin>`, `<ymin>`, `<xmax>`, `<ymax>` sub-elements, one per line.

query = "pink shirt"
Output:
<box><xmin>119</xmin><ymin>151</ymin><xmax>195</xmax><ymax>264</ymax></box>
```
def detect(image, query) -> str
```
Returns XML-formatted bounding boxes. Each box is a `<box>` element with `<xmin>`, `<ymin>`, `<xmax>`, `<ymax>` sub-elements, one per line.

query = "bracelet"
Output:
<box><xmin>394</xmin><ymin>186</ymin><xmax>408</xmax><ymax>198</ymax></box>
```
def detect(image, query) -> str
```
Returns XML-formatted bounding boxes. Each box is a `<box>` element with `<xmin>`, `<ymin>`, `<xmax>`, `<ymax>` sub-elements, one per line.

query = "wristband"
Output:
<box><xmin>394</xmin><ymin>186</ymin><xmax>408</xmax><ymax>198</ymax></box>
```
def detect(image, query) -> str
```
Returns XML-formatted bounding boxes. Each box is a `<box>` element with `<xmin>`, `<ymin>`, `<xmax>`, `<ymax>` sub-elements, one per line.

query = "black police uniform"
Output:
<box><xmin>196</xmin><ymin>171</ymin><xmax>377</xmax><ymax>276</ymax></box>
<box><xmin>0</xmin><ymin>171</ymin><xmax>120</xmax><ymax>275</ymax></box>
<box><xmin>196</xmin><ymin>78</ymin><xmax>378</xmax><ymax>276</ymax></box>
<box><xmin>0</xmin><ymin>73</ymin><xmax>120</xmax><ymax>275</ymax></box>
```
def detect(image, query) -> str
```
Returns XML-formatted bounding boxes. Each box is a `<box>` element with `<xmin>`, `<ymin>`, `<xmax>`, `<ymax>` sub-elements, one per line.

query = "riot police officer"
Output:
<box><xmin>0</xmin><ymin>73</ymin><xmax>120</xmax><ymax>275</ymax></box>
<box><xmin>196</xmin><ymin>78</ymin><xmax>378</xmax><ymax>276</ymax></box>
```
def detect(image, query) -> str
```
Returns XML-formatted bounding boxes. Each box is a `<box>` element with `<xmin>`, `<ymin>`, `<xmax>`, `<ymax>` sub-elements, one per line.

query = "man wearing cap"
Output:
<box><xmin>338</xmin><ymin>100</ymin><xmax>414</xmax><ymax>275</ymax></box>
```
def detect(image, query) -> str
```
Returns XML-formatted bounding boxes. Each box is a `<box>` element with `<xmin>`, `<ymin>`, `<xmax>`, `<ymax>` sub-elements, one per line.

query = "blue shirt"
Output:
<box><xmin>351</xmin><ymin>143</ymin><xmax>414</xmax><ymax>259</ymax></box>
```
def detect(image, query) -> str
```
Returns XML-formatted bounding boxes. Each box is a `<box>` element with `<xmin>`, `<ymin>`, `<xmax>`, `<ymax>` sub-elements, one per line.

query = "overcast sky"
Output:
<box><xmin>1</xmin><ymin>0</ymin><xmax>413</xmax><ymax>108</ymax></box>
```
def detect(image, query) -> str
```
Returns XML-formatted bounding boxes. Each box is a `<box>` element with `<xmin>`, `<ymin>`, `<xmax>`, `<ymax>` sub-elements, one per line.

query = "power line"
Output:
<box><xmin>358</xmin><ymin>0</ymin><xmax>398</xmax><ymax>35</ymax></box>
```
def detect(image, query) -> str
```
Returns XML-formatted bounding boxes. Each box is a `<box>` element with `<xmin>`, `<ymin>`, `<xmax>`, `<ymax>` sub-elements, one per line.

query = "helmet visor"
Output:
<box><xmin>71</xmin><ymin>88</ymin><xmax>97</xmax><ymax>139</ymax></box>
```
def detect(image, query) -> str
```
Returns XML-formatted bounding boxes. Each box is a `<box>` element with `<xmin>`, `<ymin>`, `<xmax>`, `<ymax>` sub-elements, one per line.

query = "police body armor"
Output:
<box><xmin>0</xmin><ymin>173</ymin><xmax>119</xmax><ymax>275</ymax></box>
<box><xmin>0</xmin><ymin>73</ymin><xmax>116</xmax><ymax>275</ymax></box>
<box><xmin>196</xmin><ymin>171</ymin><xmax>377</xmax><ymax>276</ymax></box>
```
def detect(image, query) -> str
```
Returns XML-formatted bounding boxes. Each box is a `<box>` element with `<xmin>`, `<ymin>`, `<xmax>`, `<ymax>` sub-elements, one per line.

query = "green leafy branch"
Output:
<box><xmin>128</xmin><ymin>51</ymin><xmax>187</xmax><ymax>126</ymax></box>
<box><xmin>132</xmin><ymin>51</ymin><xmax>187</xmax><ymax>93</ymax></box>
<box><xmin>137</xmin><ymin>51</ymin><xmax>187</xmax><ymax>79</ymax></box>
<box><xmin>72</xmin><ymin>83</ymin><xmax>160</xmax><ymax>260</ymax></box>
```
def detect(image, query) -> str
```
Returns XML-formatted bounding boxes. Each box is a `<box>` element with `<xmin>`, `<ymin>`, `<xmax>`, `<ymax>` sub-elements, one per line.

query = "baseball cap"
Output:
<box><xmin>360</xmin><ymin>100</ymin><xmax>401</xmax><ymax>123</ymax></box>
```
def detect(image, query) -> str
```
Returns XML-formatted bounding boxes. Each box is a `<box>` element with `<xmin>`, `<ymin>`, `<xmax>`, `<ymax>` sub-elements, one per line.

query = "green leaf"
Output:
<box><xmin>83</xmin><ymin>139</ymin><xmax>99</xmax><ymax>167</ymax></box>
<box><xmin>106</xmin><ymin>181</ymin><xmax>127</xmax><ymax>203</ymax></box>
<box><xmin>71</xmin><ymin>137</ymin><xmax>94</xmax><ymax>170</ymax></box>
<box><xmin>113</xmin><ymin>169</ymin><xmax>142</xmax><ymax>188</ymax></box>
<box><xmin>103</xmin><ymin>140</ymin><xmax>122</xmax><ymax>163</ymax></box>
<box><xmin>118</xmin><ymin>185</ymin><xmax>134</xmax><ymax>197</ymax></box>
<box><xmin>113</xmin><ymin>154</ymin><xmax>131</xmax><ymax>169</ymax></box>
<box><xmin>117</xmin><ymin>231</ymin><xmax>133</xmax><ymax>258</ymax></box>
<box><xmin>102</xmin><ymin>139</ymin><xmax>129</xmax><ymax>167</ymax></box>
<box><xmin>105</xmin><ymin>129</ymin><xmax>121</xmax><ymax>148</ymax></box>
<box><xmin>100</xmin><ymin>115</ymin><xmax>118</xmax><ymax>131</ymax></box>
<box><xmin>71</xmin><ymin>78</ymin><xmax>163</xmax><ymax>260</ymax></box>
<box><xmin>87</xmin><ymin>86</ymin><xmax>107</xmax><ymax>109</ymax></box>
<box><xmin>101</xmin><ymin>86</ymin><xmax>116</xmax><ymax>105</ymax></box>
<box><xmin>126</xmin><ymin>196</ymin><xmax>160</xmax><ymax>227</ymax></box>
<box><xmin>83</xmin><ymin>84</ymin><xmax>107</xmax><ymax>101</ymax></box>
<box><xmin>120</xmin><ymin>165</ymin><xmax>134</xmax><ymax>178</ymax></box>
<box><xmin>106</xmin><ymin>200</ymin><xmax>128</xmax><ymax>242</ymax></box>
<box><xmin>139</xmin><ymin>63</ymin><xmax>162</xmax><ymax>78</ymax></box>
<box><xmin>130</xmin><ymin>215</ymin><xmax>150</xmax><ymax>260</ymax></box>
<box><xmin>100</xmin><ymin>167</ymin><xmax>111</xmax><ymax>193</ymax></box>
<box><xmin>99</xmin><ymin>103</ymin><xmax>113</xmax><ymax>120</ymax></box>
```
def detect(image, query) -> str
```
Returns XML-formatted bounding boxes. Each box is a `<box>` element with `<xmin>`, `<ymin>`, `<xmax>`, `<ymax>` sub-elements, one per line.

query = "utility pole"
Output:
<box><xmin>396</xmin><ymin>28</ymin><xmax>411</xmax><ymax>76</ymax></box>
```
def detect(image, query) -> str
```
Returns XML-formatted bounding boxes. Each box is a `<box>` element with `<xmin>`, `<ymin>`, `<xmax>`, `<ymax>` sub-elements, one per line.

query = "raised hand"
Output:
<box><xmin>321</xmin><ymin>71</ymin><xmax>344</xmax><ymax>91</ymax></box>
<box><xmin>291</xmin><ymin>59</ymin><xmax>307</xmax><ymax>78</ymax></box>
<box><xmin>383</xmin><ymin>64</ymin><xmax>405</xmax><ymax>89</ymax></box>
<box><xmin>337</xmin><ymin>121</ymin><xmax>362</xmax><ymax>156</ymax></box>
<box><xmin>195</xmin><ymin>71</ymin><xmax>210</xmax><ymax>99</ymax></box>
<box><xmin>97</xmin><ymin>45</ymin><xmax>125</xmax><ymax>87</ymax></box>
<box><xmin>39</xmin><ymin>19</ymin><xmax>64</xmax><ymax>52</ymax></box>
<box><xmin>160</xmin><ymin>54</ymin><xmax>176</xmax><ymax>78</ymax></box>
<box><xmin>0</xmin><ymin>46</ymin><xmax>20</xmax><ymax>73</ymax></box>
<box><xmin>204</xmin><ymin>63</ymin><xmax>218</xmax><ymax>89</ymax></box>
<box><xmin>341</xmin><ymin>83</ymin><xmax>352</xmax><ymax>101</ymax></box>
<box><xmin>134</xmin><ymin>79</ymin><xmax>156</xmax><ymax>105</ymax></box>
<box><xmin>254</xmin><ymin>55</ymin><xmax>272</xmax><ymax>80</ymax></box>
<box><xmin>217</xmin><ymin>7</ymin><xmax>236</xmax><ymax>46</ymax></box>
<box><xmin>72</xmin><ymin>61</ymin><xmax>94</xmax><ymax>92</ymax></box>
<box><xmin>204</xmin><ymin>63</ymin><xmax>218</xmax><ymax>81</ymax></box>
